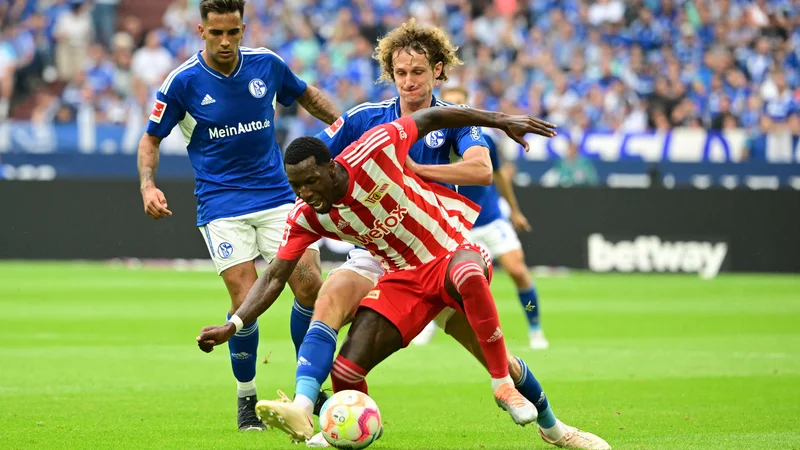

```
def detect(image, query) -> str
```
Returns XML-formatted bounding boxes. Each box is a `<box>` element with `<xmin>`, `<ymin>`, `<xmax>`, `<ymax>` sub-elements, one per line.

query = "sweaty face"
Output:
<box><xmin>199</xmin><ymin>12</ymin><xmax>245</xmax><ymax>66</ymax></box>
<box><xmin>286</xmin><ymin>158</ymin><xmax>336</xmax><ymax>214</ymax></box>
<box><xmin>392</xmin><ymin>49</ymin><xmax>442</xmax><ymax>106</ymax></box>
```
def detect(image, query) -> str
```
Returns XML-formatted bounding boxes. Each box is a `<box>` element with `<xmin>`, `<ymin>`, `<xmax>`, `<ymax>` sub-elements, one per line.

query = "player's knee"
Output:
<box><xmin>312</xmin><ymin>293</ymin><xmax>354</xmax><ymax>329</ymax></box>
<box><xmin>293</xmin><ymin>276</ymin><xmax>322</xmax><ymax>308</ymax></box>
<box><xmin>223</xmin><ymin>277</ymin><xmax>256</xmax><ymax>310</ymax></box>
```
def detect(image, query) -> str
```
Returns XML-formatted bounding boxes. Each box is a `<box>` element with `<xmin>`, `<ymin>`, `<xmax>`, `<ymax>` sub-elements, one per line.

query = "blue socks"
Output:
<box><xmin>514</xmin><ymin>356</ymin><xmax>557</xmax><ymax>429</ymax></box>
<box><xmin>227</xmin><ymin>313</ymin><xmax>259</xmax><ymax>397</ymax></box>
<box><xmin>295</xmin><ymin>321</ymin><xmax>339</xmax><ymax>403</ymax></box>
<box><xmin>290</xmin><ymin>298</ymin><xmax>314</xmax><ymax>356</ymax></box>
<box><xmin>518</xmin><ymin>287</ymin><xmax>541</xmax><ymax>330</ymax></box>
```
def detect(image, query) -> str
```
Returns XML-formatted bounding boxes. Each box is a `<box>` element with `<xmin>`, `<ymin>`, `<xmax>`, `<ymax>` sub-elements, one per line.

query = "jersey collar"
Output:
<box><xmin>196</xmin><ymin>48</ymin><xmax>244</xmax><ymax>80</ymax></box>
<box><xmin>394</xmin><ymin>94</ymin><xmax>438</xmax><ymax>118</ymax></box>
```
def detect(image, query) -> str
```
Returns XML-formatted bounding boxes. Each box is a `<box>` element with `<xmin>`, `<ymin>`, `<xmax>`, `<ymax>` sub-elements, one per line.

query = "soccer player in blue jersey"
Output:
<box><xmin>411</xmin><ymin>85</ymin><xmax>549</xmax><ymax>350</ymax></box>
<box><xmin>136</xmin><ymin>0</ymin><xmax>341</xmax><ymax>431</ymax></box>
<box><xmin>246</xmin><ymin>20</ymin><xmax>608</xmax><ymax>449</ymax></box>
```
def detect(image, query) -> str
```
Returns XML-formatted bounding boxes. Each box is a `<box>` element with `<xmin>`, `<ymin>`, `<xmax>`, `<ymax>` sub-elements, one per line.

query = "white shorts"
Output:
<box><xmin>199</xmin><ymin>204</ymin><xmax>319</xmax><ymax>274</ymax></box>
<box><xmin>327</xmin><ymin>248</ymin><xmax>384</xmax><ymax>287</ymax></box>
<box><xmin>467</xmin><ymin>218</ymin><xmax>522</xmax><ymax>260</ymax></box>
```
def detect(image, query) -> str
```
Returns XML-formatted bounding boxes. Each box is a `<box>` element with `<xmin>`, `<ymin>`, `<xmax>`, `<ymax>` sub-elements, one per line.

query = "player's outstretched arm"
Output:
<box><xmin>410</xmin><ymin>107</ymin><xmax>557</xmax><ymax>152</ymax></box>
<box><xmin>295</xmin><ymin>85</ymin><xmax>341</xmax><ymax>126</ymax></box>
<box><xmin>196</xmin><ymin>256</ymin><xmax>299</xmax><ymax>353</ymax></box>
<box><xmin>137</xmin><ymin>133</ymin><xmax>172</xmax><ymax>219</ymax></box>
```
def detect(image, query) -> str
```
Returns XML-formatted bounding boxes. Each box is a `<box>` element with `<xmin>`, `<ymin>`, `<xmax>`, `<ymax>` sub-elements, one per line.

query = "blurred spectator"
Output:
<box><xmin>92</xmin><ymin>0</ymin><xmax>119</xmax><ymax>49</ymax></box>
<box><xmin>53</xmin><ymin>0</ymin><xmax>92</xmax><ymax>82</ymax></box>
<box><xmin>131</xmin><ymin>30</ymin><xmax>172</xmax><ymax>89</ymax></box>
<box><xmin>552</xmin><ymin>141</ymin><xmax>599</xmax><ymax>187</ymax></box>
<box><xmin>0</xmin><ymin>0</ymin><xmax>797</xmax><ymax>152</ymax></box>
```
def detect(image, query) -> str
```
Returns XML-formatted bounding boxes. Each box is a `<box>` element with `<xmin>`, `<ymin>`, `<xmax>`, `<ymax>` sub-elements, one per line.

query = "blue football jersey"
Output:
<box><xmin>315</xmin><ymin>96</ymin><xmax>489</xmax><ymax>191</ymax></box>
<box><xmin>457</xmin><ymin>128</ymin><xmax>503</xmax><ymax>227</ymax></box>
<box><xmin>146</xmin><ymin>47</ymin><xmax>305</xmax><ymax>226</ymax></box>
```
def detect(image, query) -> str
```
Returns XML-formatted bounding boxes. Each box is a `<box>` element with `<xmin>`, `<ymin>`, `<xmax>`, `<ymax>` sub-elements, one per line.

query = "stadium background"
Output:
<box><xmin>1</xmin><ymin>0</ymin><xmax>799</xmax><ymax>449</ymax></box>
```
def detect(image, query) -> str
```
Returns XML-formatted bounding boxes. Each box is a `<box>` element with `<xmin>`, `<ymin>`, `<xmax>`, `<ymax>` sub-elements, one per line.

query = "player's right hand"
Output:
<box><xmin>141</xmin><ymin>186</ymin><xmax>173</xmax><ymax>220</ymax></box>
<box><xmin>196</xmin><ymin>324</ymin><xmax>236</xmax><ymax>353</ymax></box>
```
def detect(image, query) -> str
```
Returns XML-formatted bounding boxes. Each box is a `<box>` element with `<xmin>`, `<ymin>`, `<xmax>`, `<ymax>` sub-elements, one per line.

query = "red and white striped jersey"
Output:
<box><xmin>277</xmin><ymin>116</ymin><xmax>481</xmax><ymax>272</ymax></box>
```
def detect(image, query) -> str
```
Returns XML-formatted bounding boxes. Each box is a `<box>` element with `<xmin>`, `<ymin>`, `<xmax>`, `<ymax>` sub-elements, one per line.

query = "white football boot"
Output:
<box><xmin>529</xmin><ymin>329</ymin><xmax>550</xmax><ymax>349</ymax></box>
<box><xmin>494</xmin><ymin>382</ymin><xmax>538</xmax><ymax>425</ymax></box>
<box><xmin>539</xmin><ymin>421</ymin><xmax>611</xmax><ymax>449</ymax></box>
<box><xmin>255</xmin><ymin>390</ymin><xmax>314</xmax><ymax>443</ymax></box>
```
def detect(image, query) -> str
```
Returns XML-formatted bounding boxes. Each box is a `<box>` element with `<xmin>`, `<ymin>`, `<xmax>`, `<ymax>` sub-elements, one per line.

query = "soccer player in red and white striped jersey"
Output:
<box><xmin>197</xmin><ymin>105</ymin><xmax>557</xmax><ymax>435</ymax></box>
<box><xmin>277</xmin><ymin>118</ymin><xmax>481</xmax><ymax>273</ymax></box>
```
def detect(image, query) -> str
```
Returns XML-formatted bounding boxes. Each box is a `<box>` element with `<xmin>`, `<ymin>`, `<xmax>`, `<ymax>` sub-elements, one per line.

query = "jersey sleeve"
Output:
<box><xmin>453</xmin><ymin>124</ymin><xmax>489</xmax><ymax>157</ymax></box>
<box><xmin>315</xmin><ymin>110</ymin><xmax>357</xmax><ymax>158</ymax></box>
<box><xmin>382</xmin><ymin>116</ymin><xmax>419</xmax><ymax>164</ymax></box>
<box><xmin>275</xmin><ymin>56</ymin><xmax>308</xmax><ymax>107</ymax></box>
<box><xmin>145</xmin><ymin>85</ymin><xmax>186</xmax><ymax>138</ymax></box>
<box><xmin>276</xmin><ymin>207</ymin><xmax>321</xmax><ymax>261</ymax></box>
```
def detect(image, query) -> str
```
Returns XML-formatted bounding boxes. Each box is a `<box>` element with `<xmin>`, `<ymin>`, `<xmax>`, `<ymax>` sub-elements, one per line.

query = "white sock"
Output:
<box><xmin>237</xmin><ymin>379</ymin><xmax>257</xmax><ymax>398</ymax></box>
<box><xmin>294</xmin><ymin>394</ymin><xmax>315</xmax><ymax>417</ymax></box>
<box><xmin>491</xmin><ymin>375</ymin><xmax>514</xmax><ymax>393</ymax></box>
<box><xmin>540</xmin><ymin>420</ymin><xmax>567</xmax><ymax>441</ymax></box>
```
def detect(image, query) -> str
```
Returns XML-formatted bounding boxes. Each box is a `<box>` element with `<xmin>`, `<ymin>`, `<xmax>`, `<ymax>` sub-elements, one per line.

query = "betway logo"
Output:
<box><xmin>354</xmin><ymin>206</ymin><xmax>408</xmax><ymax>245</ymax></box>
<box><xmin>209</xmin><ymin>120</ymin><xmax>270</xmax><ymax>140</ymax></box>
<box><xmin>588</xmin><ymin>234</ymin><xmax>728</xmax><ymax>279</ymax></box>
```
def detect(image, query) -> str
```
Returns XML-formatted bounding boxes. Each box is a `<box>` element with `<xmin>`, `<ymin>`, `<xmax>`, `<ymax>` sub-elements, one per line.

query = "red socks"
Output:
<box><xmin>450</xmin><ymin>261</ymin><xmax>509</xmax><ymax>379</ymax></box>
<box><xmin>331</xmin><ymin>354</ymin><xmax>369</xmax><ymax>393</ymax></box>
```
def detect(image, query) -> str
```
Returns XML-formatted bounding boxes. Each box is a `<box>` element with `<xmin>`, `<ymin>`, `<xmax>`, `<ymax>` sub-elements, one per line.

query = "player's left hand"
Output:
<box><xmin>499</xmin><ymin>115</ymin><xmax>557</xmax><ymax>152</ymax></box>
<box><xmin>196</xmin><ymin>323</ymin><xmax>236</xmax><ymax>353</ymax></box>
<box><xmin>510</xmin><ymin>211</ymin><xmax>532</xmax><ymax>233</ymax></box>
<box><xmin>405</xmin><ymin>157</ymin><xmax>432</xmax><ymax>180</ymax></box>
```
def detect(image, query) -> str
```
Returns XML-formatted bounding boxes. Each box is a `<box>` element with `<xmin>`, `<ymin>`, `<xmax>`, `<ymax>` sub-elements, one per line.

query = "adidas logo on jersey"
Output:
<box><xmin>201</xmin><ymin>94</ymin><xmax>216</xmax><ymax>106</ymax></box>
<box><xmin>487</xmin><ymin>327</ymin><xmax>503</xmax><ymax>343</ymax></box>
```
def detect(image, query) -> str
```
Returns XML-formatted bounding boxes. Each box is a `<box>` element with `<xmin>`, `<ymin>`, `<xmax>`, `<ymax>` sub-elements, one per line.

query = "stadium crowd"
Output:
<box><xmin>1</xmin><ymin>0</ymin><xmax>799</xmax><ymax>143</ymax></box>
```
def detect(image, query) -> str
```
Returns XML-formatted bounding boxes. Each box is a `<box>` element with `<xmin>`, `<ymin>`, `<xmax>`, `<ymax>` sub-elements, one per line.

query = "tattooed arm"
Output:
<box><xmin>138</xmin><ymin>133</ymin><xmax>172</xmax><ymax>219</ymax></box>
<box><xmin>296</xmin><ymin>85</ymin><xmax>341</xmax><ymax>126</ymax></box>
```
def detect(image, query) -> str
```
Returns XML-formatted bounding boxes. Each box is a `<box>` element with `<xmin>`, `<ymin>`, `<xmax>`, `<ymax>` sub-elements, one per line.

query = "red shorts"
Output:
<box><xmin>358</xmin><ymin>243</ymin><xmax>492</xmax><ymax>347</ymax></box>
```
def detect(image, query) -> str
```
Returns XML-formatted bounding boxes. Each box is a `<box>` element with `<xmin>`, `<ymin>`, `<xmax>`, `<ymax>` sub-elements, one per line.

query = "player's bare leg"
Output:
<box><xmin>284</xmin><ymin>268</ymin><xmax>373</xmax><ymax>418</ymax></box>
<box><xmin>220</xmin><ymin>260</ymin><xmax>266</xmax><ymax>431</ymax></box>
<box><xmin>258</xmin><ymin>307</ymin><xmax>396</xmax><ymax>443</ymax></box>
<box><xmin>443</xmin><ymin>313</ymin><xmax>610</xmax><ymax>449</ymax></box>
<box><xmin>444</xmin><ymin>249</ymin><xmax>537</xmax><ymax>426</ymax></box>
<box><xmin>497</xmin><ymin>248</ymin><xmax>549</xmax><ymax>349</ymax></box>
<box><xmin>286</xmin><ymin>248</ymin><xmax>323</xmax><ymax>311</ymax></box>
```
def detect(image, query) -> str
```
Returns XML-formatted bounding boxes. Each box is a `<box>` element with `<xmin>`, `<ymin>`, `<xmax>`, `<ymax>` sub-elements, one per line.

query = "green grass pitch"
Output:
<box><xmin>1</xmin><ymin>262</ymin><xmax>799</xmax><ymax>449</ymax></box>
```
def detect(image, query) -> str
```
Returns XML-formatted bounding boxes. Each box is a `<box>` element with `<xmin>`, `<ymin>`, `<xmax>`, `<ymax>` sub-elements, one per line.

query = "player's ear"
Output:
<box><xmin>328</xmin><ymin>159</ymin><xmax>336</xmax><ymax>175</ymax></box>
<box><xmin>197</xmin><ymin>23</ymin><xmax>204</xmax><ymax>38</ymax></box>
<box><xmin>433</xmin><ymin>61</ymin><xmax>443</xmax><ymax>80</ymax></box>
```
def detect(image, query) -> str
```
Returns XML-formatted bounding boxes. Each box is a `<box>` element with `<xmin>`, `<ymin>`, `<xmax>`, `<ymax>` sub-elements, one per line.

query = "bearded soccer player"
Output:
<box><xmin>137</xmin><ymin>0</ymin><xmax>340</xmax><ymax>430</ymax></box>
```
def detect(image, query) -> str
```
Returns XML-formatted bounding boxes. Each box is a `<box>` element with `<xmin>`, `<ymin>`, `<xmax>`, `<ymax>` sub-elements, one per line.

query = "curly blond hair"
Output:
<box><xmin>373</xmin><ymin>18</ymin><xmax>463</xmax><ymax>84</ymax></box>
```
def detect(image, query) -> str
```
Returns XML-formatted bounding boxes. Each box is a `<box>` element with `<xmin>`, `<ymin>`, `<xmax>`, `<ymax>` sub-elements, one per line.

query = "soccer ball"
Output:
<box><xmin>319</xmin><ymin>390</ymin><xmax>382</xmax><ymax>449</ymax></box>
